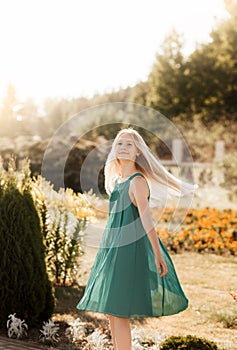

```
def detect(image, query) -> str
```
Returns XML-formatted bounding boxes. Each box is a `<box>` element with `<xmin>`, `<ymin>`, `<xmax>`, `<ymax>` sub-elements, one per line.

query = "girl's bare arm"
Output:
<box><xmin>129</xmin><ymin>176</ymin><xmax>168</xmax><ymax>277</ymax></box>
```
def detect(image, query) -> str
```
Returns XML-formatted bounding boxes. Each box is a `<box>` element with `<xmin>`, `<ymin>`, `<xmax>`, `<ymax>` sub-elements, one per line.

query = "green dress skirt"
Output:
<box><xmin>77</xmin><ymin>173</ymin><xmax>188</xmax><ymax>317</ymax></box>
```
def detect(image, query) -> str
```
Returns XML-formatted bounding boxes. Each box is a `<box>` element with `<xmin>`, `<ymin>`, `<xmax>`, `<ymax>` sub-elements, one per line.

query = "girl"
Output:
<box><xmin>77</xmin><ymin>128</ymin><xmax>198</xmax><ymax>350</ymax></box>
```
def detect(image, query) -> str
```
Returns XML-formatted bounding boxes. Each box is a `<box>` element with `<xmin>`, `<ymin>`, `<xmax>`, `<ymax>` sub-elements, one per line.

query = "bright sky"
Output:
<box><xmin>0</xmin><ymin>0</ymin><xmax>229</xmax><ymax>103</ymax></box>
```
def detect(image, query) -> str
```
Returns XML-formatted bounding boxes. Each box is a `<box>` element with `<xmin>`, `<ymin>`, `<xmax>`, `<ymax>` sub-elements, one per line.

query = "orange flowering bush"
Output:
<box><xmin>154</xmin><ymin>207</ymin><xmax>237</xmax><ymax>255</ymax></box>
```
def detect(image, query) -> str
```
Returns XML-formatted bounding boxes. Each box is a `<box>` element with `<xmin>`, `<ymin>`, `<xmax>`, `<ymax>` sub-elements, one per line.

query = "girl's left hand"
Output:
<box><xmin>155</xmin><ymin>258</ymin><xmax>168</xmax><ymax>277</ymax></box>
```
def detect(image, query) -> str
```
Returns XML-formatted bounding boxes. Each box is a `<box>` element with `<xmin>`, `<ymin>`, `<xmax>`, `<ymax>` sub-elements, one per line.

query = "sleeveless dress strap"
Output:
<box><xmin>128</xmin><ymin>172</ymin><xmax>145</xmax><ymax>181</ymax></box>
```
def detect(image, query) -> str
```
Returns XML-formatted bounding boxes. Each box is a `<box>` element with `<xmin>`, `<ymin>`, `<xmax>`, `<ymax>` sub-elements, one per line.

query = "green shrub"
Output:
<box><xmin>216</xmin><ymin>152</ymin><xmax>237</xmax><ymax>187</ymax></box>
<box><xmin>211</xmin><ymin>309</ymin><xmax>237</xmax><ymax>329</ymax></box>
<box><xmin>160</xmin><ymin>334</ymin><xmax>219</xmax><ymax>350</ymax></box>
<box><xmin>0</xmin><ymin>161</ymin><xmax>54</xmax><ymax>326</ymax></box>
<box><xmin>216</xmin><ymin>152</ymin><xmax>237</xmax><ymax>202</ymax></box>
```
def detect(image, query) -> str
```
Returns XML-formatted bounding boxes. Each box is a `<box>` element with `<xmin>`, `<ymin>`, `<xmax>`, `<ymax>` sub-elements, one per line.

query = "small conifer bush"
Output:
<box><xmin>0</xmin><ymin>159</ymin><xmax>54</xmax><ymax>326</ymax></box>
<box><xmin>160</xmin><ymin>334</ymin><xmax>219</xmax><ymax>350</ymax></box>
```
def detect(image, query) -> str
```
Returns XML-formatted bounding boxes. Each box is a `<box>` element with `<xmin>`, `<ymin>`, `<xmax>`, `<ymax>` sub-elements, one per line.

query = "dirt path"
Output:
<box><xmin>0</xmin><ymin>336</ymin><xmax>50</xmax><ymax>350</ymax></box>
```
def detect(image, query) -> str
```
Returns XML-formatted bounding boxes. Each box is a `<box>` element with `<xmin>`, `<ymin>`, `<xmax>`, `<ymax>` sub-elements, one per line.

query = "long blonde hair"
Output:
<box><xmin>104</xmin><ymin>128</ymin><xmax>198</xmax><ymax>207</ymax></box>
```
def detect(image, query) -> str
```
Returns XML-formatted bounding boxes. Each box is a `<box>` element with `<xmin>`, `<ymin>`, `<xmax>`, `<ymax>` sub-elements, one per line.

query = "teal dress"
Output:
<box><xmin>77</xmin><ymin>173</ymin><xmax>188</xmax><ymax>317</ymax></box>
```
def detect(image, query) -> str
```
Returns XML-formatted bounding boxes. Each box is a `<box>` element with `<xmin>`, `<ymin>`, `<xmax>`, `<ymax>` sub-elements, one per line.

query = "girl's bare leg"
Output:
<box><xmin>113</xmin><ymin>316</ymin><xmax>131</xmax><ymax>350</ymax></box>
<box><xmin>107</xmin><ymin>315</ymin><xmax>117</xmax><ymax>350</ymax></box>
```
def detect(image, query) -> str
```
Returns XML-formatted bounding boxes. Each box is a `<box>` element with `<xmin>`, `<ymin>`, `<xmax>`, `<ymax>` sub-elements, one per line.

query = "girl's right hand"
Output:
<box><xmin>155</xmin><ymin>257</ymin><xmax>168</xmax><ymax>277</ymax></box>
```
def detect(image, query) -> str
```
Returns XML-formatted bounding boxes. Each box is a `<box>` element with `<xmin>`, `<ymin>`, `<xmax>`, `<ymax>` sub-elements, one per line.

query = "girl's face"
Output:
<box><xmin>115</xmin><ymin>133</ymin><xmax>139</xmax><ymax>162</ymax></box>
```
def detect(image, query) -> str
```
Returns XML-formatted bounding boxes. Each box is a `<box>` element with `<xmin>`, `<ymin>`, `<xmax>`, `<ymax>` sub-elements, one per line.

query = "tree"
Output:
<box><xmin>146</xmin><ymin>30</ymin><xmax>188</xmax><ymax>118</ymax></box>
<box><xmin>210</xmin><ymin>10</ymin><xmax>237</xmax><ymax>117</ymax></box>
<box><xmin>224</xmin><ymin>0</ymin><xmax>237</xmax><ymax>18</ymax></box>
<box><xmin>130</xmin><ymin>81</ymin><xmax>149</xmax><ymax>106</ymax></box>
<box><xmin>18</xmin><ymin>97</ymin><xmax>39</xmax><ymax>135</ymax></box>
<box><xmin>0</xmin><ymin>84</ymin><xmax>19</xmax><ymax>137</ymax></box>
<box><xmin>180</xmin><ymin>4</ymin><xmax>237</xmax><ymax>122</ymax></box>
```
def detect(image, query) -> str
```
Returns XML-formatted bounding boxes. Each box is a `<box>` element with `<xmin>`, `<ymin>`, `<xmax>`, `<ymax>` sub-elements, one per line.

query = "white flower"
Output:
<box><xmin>131</xmin><ymin>327</ymin><xmax>145</xmax><ymax>349</ymax></box>
<box><xmin>152</xmin><ymin>331</ymin><xmax>166</xmax><ymax>347</ymax></box>
<box><xmin>39</xmin><ymin>319</ymin><xmax>60</xmax><ymax>343</ymax></box>
<box><xmin>132</xmin><ymin>338</ymin><xmax>144</xmax><ymax>349</ymax></box>
<box><xmin>131</xmin><ymin>326</ymin><xmax>166</xmax><ymax>350</ymax></box>
<box><xmin>66</xmin><ymin>317</ymin><xmax>87</xmax><ymax>340</ymax></box>
<box><xmin>6</xmin><ymin>314</ymin><xmax>28</xmax><ymax>339</ymax></box>
<box><xmin>86</xmin><ymin>328</ymin><xmax>108</xmax><ymax>350</ymax></box>
<box><xmin>131</xmin><ymin>327</ymin><xmax>144</xmax><ymax>342</ymax></box>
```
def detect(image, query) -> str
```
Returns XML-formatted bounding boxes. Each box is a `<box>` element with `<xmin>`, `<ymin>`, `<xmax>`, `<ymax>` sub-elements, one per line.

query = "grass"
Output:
<box><xmin>211</xmin><ymin>309</ymin><xmax>237</xmax><ymax>329</ymax></box>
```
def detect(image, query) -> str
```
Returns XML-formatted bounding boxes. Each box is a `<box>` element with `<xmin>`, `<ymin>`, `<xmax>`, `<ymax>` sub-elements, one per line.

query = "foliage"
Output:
<box><xmin>66</xmin><ymin>318</ymin><xmax>109</xmax><ymax>349</ymax></box>
<box><xmin>6</xmin><ymin>314</ymin><xmax>28</xmax><ymax>339</ymax></box>
<box><xmin>131</xmin><ymin>327</ymin><xmax>165</xmax><ymax>349</ymax></box>
<box><xmin>216</xmin><ymin>151</ymin><xmax>237</xmax><ymax>187</ymax></box>
<box><xmin>32</xmin><ymin>176</ymin><xmax>96</xmax><ymax>285</ymax></box>
<box><xmin>216</xmin><ymin>152</ymin><xmax>237</xmax><ymax>187</ymax></box>
<box><xmin>146</xmin><ymin>30</ymin><xmax>188</xmax><ymax>117</ymax></box>
<box><xmin>86</xmin><ymin>328</ymin><xmax>108</xmax><ymax>350</ymax></box>
<box><xmin>145</xmin><ymin>8</ymin><xmax>237</xmax><ymax>123</ymax></box>
<box><xmin>0</xmin><ymin>84</ymin><xmax>19</xmax><ymax>137</ymax></box>
<box><xmin>176</xmin><ymin>118</ymin><xmax>237</xmax><ymax>163</ymax></box>
<box><xmin>159</xmin><ymin>334</ymin><xmax>219</xmax><ymax>350</ymax></box>
<box><xmin>212</xmin><ymin>309</ymin><xmax>237</xmax><ymax>329</ymax></box>
<box><xmin>215</xmin><ymin>151</ymin><xmax>237</xmax><ymax>203</ymax></box>
<box><xmin>0</xmin><ymin>159</ymin><xmax>54</xmax><ymax>326</ymax></box>
<box><xmin>211</xmin><ymin>297</ymin><xmax>237</xmax><ymax>329</ymax></box>
<box><xmin>66</xmin><ymin>318</ymin><xmax>87</xmax><ymax>341</ymax></box>
<box><xmin>155</xmin><ymin>207</ymin><xmax>237</xmax><ymax>255</ymax></box>
<box><xmin>40</xmin><ymin>320</ymin><xmax>60</xmax><ymax>343</ymax></box>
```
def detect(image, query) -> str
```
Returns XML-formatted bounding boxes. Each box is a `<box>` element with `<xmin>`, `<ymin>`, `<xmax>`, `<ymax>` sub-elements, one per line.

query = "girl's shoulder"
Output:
<box><xmin>130</xmin><ymin>172</ymin><xmax>147</xmax><ymax>182</ymax></box>
<box><xmin>129</xmin><ymin>173</ymin><xmax>150</xmax><ymax>196</ymax></box>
